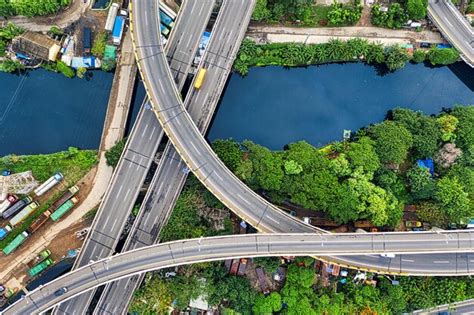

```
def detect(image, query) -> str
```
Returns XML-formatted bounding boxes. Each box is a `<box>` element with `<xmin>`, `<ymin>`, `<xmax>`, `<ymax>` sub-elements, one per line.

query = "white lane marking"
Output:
<box><xmin>402</xmin><ymin>259</ymin><xmax>414</xmax><ymax>263</ymax></box>
<box><xmin>149</xmin><ymin>126</ymin><xmax>156</xmax><ymax>140</ymax></box>
<box><xmin>145</xmin><ymin>14</ymin><xmax>149</xmax><ymax>27</ymax></box>
<box><xmin>141</xmin><ymin>123</ymin><xmax>149</xmax><ymax>137</ymax></box>
<box><xmin>215</xmin><ymin>173</ymin><xmax>223</xmax><ymax>181</ymax></box>
<box><xmin>177</xmin><ymin>119</ymin><xmax>181</xmax><ymax>126</ymax></box>
<box><xmin>266</xmin><ymin>215</ymin><xmax>280</xmax><ymax>225</ymax></box>
<box><xmin>237</xmin><ymin>193</ymin><xmax>251</xmax><ymax>205</ymax></box>
<box><xmin>110</xmin><ymin>219</ymin><xmax>117</xmax><ymax>231</ymax></box>
<box><xmin>433</xmin><ymin>260</ymin><xmax>450</xmax><ymax>264</ymax></box>
<box><xmin>190</xmin><ymin>141</ymin><xmax>201</xmax><ymax>156</ymax></box>
<box><xmin>198</xmin><ymin>2</ymin><xmax>204</xmax><ymax>16</ymax></box>
<box><xmin>137</xmin><ymin>156</ymin><xmax>143</xmax><ymax>170</ymax></box>
<box><xmin>116</xmin><ymin>185</ymin><xmax>124</xmax><ymax>200</ymax></box>
<box><xmin>124</xmin><ymin>188</ymin><xmax>131</xmax><ymax>201</ymax></box>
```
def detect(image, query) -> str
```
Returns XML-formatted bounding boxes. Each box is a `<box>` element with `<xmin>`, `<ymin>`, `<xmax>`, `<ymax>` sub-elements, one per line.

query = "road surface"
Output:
<box><xmin>5</xmin><ymin>231</ymin><xmax>474</xmax><ymax>314</ymax></box>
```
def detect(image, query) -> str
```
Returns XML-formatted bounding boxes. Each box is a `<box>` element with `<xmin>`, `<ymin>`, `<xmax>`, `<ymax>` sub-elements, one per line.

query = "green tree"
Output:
<box><xmin>92</xmin><ymin>31</ymin><xmax>108</xmax><ymax>58</ymax></box>
<box><xmin>129</xmin><ymin>275</ymin><xmax>172</xmax><ymax>314</ymax></box>
<box><xmin>245</xmin><ymin>141</ymin><xmax>284</xmax><ymax>191</ymax></box>
<box><xmin>252</xmin><ymin>0</ymin><xmax>271</xmax><ymax>21</ymax></box>
<box><xmin>0</xmin><ymin>59</ymin><xmax>24</xmax><ymax>73</ymax></box>
<box><xmin>406</xmin><ymin>165</ymin><xmax>435</xmax><ymax>200</ymax></box>
<box><xmin>253</xmin><ymin>292</ymin><xmax>282</xmax><ymax>314</ymax></box>
<box><xmin>435</xmin><ymin>176</ymin><xmax>471</xmax><ymax>223</ymax></box>
<box><xmin>427</xmin><ymin>47</ymin><xmax>459</xmax><ymax>65</ymax></box>
<box><xmin>437</xmin><ymin>114</ymin><xmax>458</xmax><ymax>142</ymax></box>
<box><xmin>451</xmin><ymin>106</ymin><xmax>474</xmax><ymax>150</ymax></box>
<box><xmin>368</xmin><ymin>120</ymin><xmax>413</xmax><ymax>164</ymax></box>
<box><xmin>284</xmin><ymin>160</ymin><xmax>303</xmax><ymax>175</ymax></box>
<box><xmin>105</xmin><ymin>137</ymin><xmax>126</xmax><ymax>167</ymax></box>
<box><xmin>101</xmin><ymin>58</ymin><xmax>116</xmax><ymax>71</ymax></box>
<box><xmin>393</xmin><ymin>108</ymin><xmax>441</xmax><ymax>158</ymax></box>
<box><xmin>412</xmin><ymin>49</ymin><xmax>426</xmax><ymax>63</ymax></box>
<box><xmin>56</xmin><ymin>60</ymin><xmax>75</xmax><ymax>78</ymax></box>
<box><xmin>384</xmin><ymin>45</ymin><xmax>410</xmax><ymax>71</ymax></box>
<box><xmin>254</xmin><ymin>257</ymin><xmax>281</xmax><ymax>273</ymax></box>
<box><xmin>407</xmin><ymin>0</ymin><xmax>428</xmax><ymax>19</ymax></box>
<box><xmin>212</xmin><ymin>139</ymin><xmax>242</xmax><ymax>172</ymax></box>
<box><xmin>346</xmin><ymin>136</ymin><xmax>381</xmax><ymax>175</ymax></box>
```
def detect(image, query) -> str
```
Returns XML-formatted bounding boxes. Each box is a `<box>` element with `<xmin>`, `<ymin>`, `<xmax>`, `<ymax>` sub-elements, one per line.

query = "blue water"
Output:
<box><xmin>92</xmin><ymin>0</ymin><xmax>111</xmax><ymax>9</ymax></box>
<box><xmin>208</xmin><ymin>62</ymin><xmax>474</xmax><ymax>150</ymax></box>
<box><xmin>0</xmin><ymin>69</ymin><xmax>113</xmax><ymax>156</ymax></box>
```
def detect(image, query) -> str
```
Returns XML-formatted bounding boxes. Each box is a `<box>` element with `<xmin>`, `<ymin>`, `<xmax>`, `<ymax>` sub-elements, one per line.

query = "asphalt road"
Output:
<box><xmin>428</xmin><ymin>0</ymin><xmax>474</xmax><ymax>66</ymax></box>
<box><xmin>6</xmin><ymin>231</ymin><xmax>474</xmax><ymax>314</ymax></box>
<box><xmin>413</xmin><ymin>298</ymin><xmax>474</xmax><ymax>314</ymax></box>
<box><xmin>93</xmin><ymin>1</ymin><xmax>215</xmax><ymax>313</ymax></box>
<box><xmin>133</xmin><ymin>0</ymin><xmax>474</xmax><ymax>278</ymax></box>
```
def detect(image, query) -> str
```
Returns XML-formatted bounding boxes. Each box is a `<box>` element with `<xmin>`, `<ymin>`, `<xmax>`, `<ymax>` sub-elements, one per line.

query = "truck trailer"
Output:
<box><xmin>28</xmin><ymin>258</ymin><xmax>54</xmax><ymax>277</ymax></box>
<box><xmin>2</xmin><ymin>231</ymin><xmax>28</xmax><ymax>255</ymax></box>
<box><xmin>50</xmin><ymin>197</ymin><xmax>78</xmax><ymax>222</ymax></box>
<box><xmin>27</xmin><ymin>249</ymin><xmax>51</xmax><ymax>268</ymax></box>
<box><xmin>34</xmin><ymin>172</ymin><xmax>63</xmax><ymax>196</ymax></box>
<box><xmin>112</xmin><ymin>16</ymin><xmax>125</xmax><ymax>45</ymax></box>
<box><xmin>83</xmin><ymin>28</ymin><xmax>92</xmax><ymax>54</ymax></box>
<box><xmin>0</xmin><ymin>225</ymin><xmax>12</xmax><ymax>240</ymax></box>
<box><xmin>0</xmin><ymin>195</ymin><xmax>18</xmax><ymax>215</ymax></box>
<box><xmin>105</xmin><ymin>3</ymin><xmax>120</xmax><ymax>31</ymax></box>
<box><xmin>2</xmin><ymin>196</ymin><xmax>32</xmax><ymax>219</ymax></box>
<box><xmin>9</xmin><ymin>201</ymin><xmax>39</xmax><ymax>227</ymax></box>
<box><xmin>51</xmin><ymin>186</ymin><xmax>79</xmax><ymax>211</ymax></box>
<box><xmin>27</xmin><ymin>210</ymin><xmax>51</xmax><ymax>233</ymax></box>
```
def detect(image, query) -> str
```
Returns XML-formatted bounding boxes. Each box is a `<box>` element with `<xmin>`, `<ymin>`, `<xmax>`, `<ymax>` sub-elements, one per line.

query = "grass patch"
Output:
<box><xmin>0</xmin><ymin>148</ymin><xmax>98</xmax><ymax>249</ymax></box>
<box><xmin>313</xmin><ymin>5</ymin><xmax>332</xmax><ymax>25</ymax></box>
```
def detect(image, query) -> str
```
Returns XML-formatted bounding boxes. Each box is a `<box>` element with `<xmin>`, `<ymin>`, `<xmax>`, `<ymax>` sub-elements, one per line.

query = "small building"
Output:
<box><xmin>13</xmin><ymin>32</ymin><xmax>61</xmax><ymax>61</ymax></box>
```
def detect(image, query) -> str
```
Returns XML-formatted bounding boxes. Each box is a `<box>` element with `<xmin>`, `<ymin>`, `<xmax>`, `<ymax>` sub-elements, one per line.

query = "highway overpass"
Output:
<box><xmin>93</xmin><ymin>1</ymin><xmax>216</xmax><ymax>313</ymax></box>
<box><xmin>413</xmin><ymin>298</ymin><xmax>474</xmax><ymax>314</ymax></box>
<box><xmin>132</xmin><ymin>0</ymin><xmax>474</xmax><ymax>277</ymax></box>
<box><xmin>428</xmin><ymin>0</ymin><xmax>474</xmax><ymax>67</ymax></box>
<box><xmin>5</xmin><ymin>231</ymin><xmax>474</xmax><ymax>314</ymax></box>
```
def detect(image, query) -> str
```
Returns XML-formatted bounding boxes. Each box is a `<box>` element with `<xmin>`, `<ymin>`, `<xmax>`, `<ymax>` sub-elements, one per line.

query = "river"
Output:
<box><xmin>208</xmin><ymin>62</ymin><xmax>474</xmax><ymax>150</ymax></box>
<box><xmin>0</xmin><ymin>69</ymin><xmax>114</xmax><ymax>156</ymax></box>
<box><xmin>1</xmin><ymin>62</ymin><xmax>472</xmax><ymax>156</ymax></box>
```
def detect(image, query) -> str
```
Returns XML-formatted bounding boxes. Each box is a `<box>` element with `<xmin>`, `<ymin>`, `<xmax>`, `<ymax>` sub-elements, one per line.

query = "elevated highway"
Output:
<box><xmin>133</xmin><ymin>0</ymin><xmax>474</xmax><ymax>276</ymax></box>
<box><xmin>428</xmin><ymin>0</ymin><xmax>474</xmax><ymax>66</ymax></box>
<box><xmin>5</xmin><ymin>231</ymin><xmax>474</xmax><ymax>314</ymax></box>
<box><xmin>93</xmin><ymin>1</ymin><xmax>216</xmax><ymax>313</ymax></box>
<box><xmin>413</xmin><ymin>298</ymin><xmax>474</xmax><ymax>314</ymax></box>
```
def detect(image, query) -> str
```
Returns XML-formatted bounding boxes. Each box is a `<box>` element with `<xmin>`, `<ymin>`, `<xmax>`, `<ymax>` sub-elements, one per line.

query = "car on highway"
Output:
<box><xmin>54</xmin><ymin>287</ymin><xmax>68</xmax><ymax>297</ymax></box>
<box><xmin>380</xmin><ymin>253</ymin><xmax>396</xmax><ymax>258</ymax></box>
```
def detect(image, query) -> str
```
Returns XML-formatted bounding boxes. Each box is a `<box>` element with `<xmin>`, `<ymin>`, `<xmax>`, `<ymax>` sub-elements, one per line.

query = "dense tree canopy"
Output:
<box><xmin>0</xmin><ymin>0</ymin><xmax>70</xmax><ymax>17</ymax></box>
<box><xmin>368</xmin><ymin>121</ymin><xmax>413</xmax><ymax>164</ymax></box>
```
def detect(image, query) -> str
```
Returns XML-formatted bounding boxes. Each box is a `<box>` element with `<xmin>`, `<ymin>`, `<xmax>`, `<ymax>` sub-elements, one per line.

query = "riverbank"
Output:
<box><xmin>212</xmin><ymin>106</ymin><xmax>474</xmax><ymax>228</ymax></box>
<box><xmin>247</xmin><ymin>25</ymin><xmax>446</xmax><ymax>46</ymax></box>
<box><xmin>234</xmin><ymin>38</ymin><xmax>459</xmax><ymax>75</ymax></box>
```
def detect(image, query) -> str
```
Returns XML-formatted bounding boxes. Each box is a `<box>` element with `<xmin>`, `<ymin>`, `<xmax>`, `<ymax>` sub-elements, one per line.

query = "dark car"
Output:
<box><xmin>54</xmin><ymin>287</ymin><xmax>68</xmax><ymax>297</ymax></box>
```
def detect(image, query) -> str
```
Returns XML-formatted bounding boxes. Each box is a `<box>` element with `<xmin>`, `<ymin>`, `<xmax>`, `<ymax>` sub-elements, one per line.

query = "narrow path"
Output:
<box><xmin>247</xmin><ymin>25</ymin><xmax>446</xmax><ymax>45</ymax></box>
<box><xmin>0</xmin><ymin>0</ymin><xmax>91</xmax><ymax>32</ymax></box>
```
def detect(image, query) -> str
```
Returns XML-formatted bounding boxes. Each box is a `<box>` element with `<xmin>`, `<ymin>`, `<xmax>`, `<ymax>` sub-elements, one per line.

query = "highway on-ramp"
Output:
<box><xmin>5</xmin><ymin>231</ymin><xmax>474</xmax><ymax>314</ymax></box>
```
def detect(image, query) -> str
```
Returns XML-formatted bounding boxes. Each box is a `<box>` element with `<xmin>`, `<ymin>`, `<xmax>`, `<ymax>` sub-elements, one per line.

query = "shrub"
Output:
<box><xmin>427</xmin><ymin>47</ymin><xmax>459</xmax><ymax>65</ymax></box>
<box><xmin>56</xmin><ymin>60</ymin><xmax>75</xmax><ymax>78</ymax></box>
<box><xmin>412</xmin><ymin>49</ymin><xmax>426</xmax><ymax>63</ymax></box>
<box><xmin>105</xmin><ymin>137</ymin><xmax>127</xmax><ymax>167</ymax></box>
<box><xmin>92</xmin><ymin>32</ymin><xmax>108</xmax><ymax>58</ymax></box>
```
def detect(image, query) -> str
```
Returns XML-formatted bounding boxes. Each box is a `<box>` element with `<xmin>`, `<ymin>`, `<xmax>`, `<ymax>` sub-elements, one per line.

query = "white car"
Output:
<box><xmin>380</xmin><ymin>253</ymin><xmax>396</xmax><ymax>258</ymax></box>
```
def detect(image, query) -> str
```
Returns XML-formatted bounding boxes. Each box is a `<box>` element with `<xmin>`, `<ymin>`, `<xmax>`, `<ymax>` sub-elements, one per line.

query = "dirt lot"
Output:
<box><xmin>0</xmin><ymin>165</ymin><xmax>97</xmax><ymax>290</ymax></box>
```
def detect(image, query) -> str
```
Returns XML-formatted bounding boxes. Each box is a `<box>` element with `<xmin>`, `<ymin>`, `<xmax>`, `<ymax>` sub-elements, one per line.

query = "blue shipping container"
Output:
<box><xmin>112</xmin><ymin>16</ymin><xmax>125</xmax><ymax>45</ymax></box>
<box><xmin>159</xmin><ymin>10</ymin><xmax>174</xmax><ymax>28</ymax></box>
